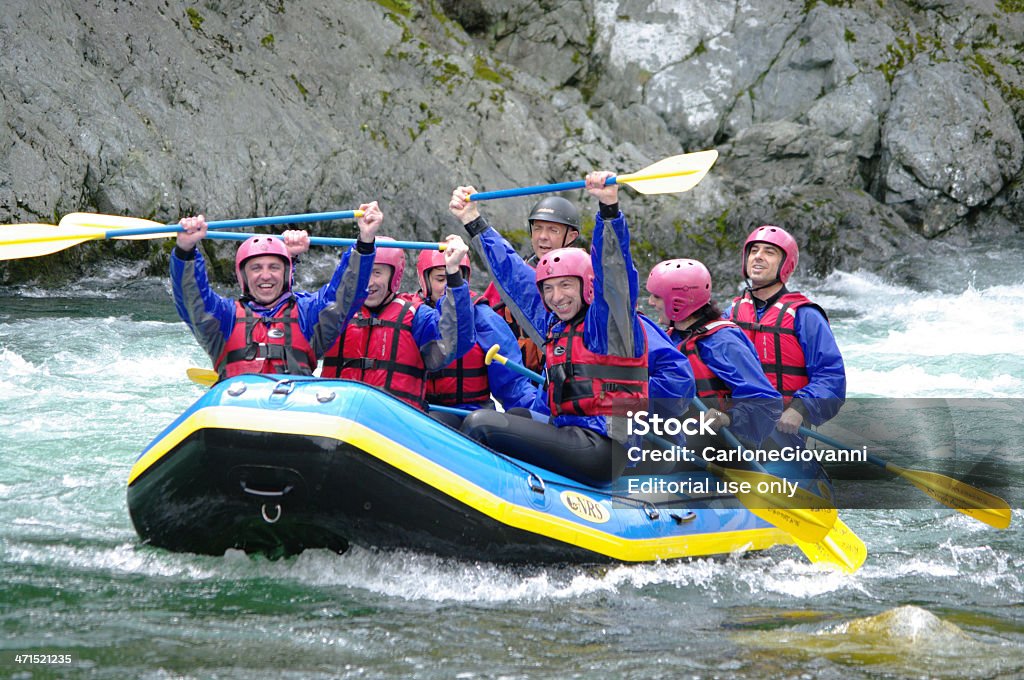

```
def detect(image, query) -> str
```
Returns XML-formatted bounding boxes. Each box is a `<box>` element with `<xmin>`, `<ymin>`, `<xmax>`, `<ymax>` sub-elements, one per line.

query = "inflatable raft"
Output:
<box><xmin>127</xmin><ymin>374</ymin><xmax>830</xmax><ymax>562</ymax></box>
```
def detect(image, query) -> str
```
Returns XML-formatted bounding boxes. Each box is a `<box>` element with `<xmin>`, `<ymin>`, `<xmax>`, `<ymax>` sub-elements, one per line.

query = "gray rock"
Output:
<box><xmin>881</xmin><ymin>60</ymin><xmax>1024</xmax><ymax>235</ymax></box>
<box><xmin>2</xmin><ymin>0</ymin><xmax>1023</xmax><ymax>289</ymax></box>
<box><xmin>718</xmin><ymin>121</ymin><xmax>863</xmax><ymax>194</ymax></box>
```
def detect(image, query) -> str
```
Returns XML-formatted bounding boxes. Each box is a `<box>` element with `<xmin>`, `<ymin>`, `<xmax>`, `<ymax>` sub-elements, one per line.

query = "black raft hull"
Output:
<box><xmin>128</xmin><ymin>375</ymin><xmax>820</xmax><ymax>563</ymax></box>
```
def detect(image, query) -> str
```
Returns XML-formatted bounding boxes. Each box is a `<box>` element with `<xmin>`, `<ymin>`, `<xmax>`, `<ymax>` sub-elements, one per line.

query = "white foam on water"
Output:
<box><xmin>208</xmin><ymin>545</ymin><xmax>876</xmax><ymax>604</ymax></box>
<box><xmin>847</xmin><ymin>364</ymin><xmax>1022</xmax><ymax>398</ymax></box>
<box><xmin>808</xmin><ymin>270</ymin><xmax>1024</xmax><ymax>398</ymax></box>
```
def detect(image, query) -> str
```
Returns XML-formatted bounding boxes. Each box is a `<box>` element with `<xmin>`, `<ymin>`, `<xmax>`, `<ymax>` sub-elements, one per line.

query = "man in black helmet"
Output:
<box><xmin>471</xmin><ymin>195</ymin><xmax>580</xmax><ymax>373</ymax></box>
<box><xmin>522</xmin><ymin>196</ymin><xmax>581</xmax><ymax>261</ymax></box>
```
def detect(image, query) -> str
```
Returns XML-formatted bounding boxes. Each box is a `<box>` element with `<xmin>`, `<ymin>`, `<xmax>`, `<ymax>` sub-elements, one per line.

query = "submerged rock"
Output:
<box><xmin>833</xmin><ymin>604</ymin><xmax>971</xmax><ymax>645</ymax></box>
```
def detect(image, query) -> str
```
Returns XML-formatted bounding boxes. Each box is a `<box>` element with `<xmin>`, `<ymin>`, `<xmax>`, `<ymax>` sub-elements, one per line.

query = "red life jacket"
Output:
<box><xmin>215</xmin><ymin>299</ymin><xmax>317</xmax><ymax>379</ymax></box>
<box><xmin>678</xmin><ymin>319</ymin><xmax>736</xmax><ymax>411</ymax></box>
<box><xmin>425</xmin><ymin>292</ymin><xmax>491</xmax><ymax>406</ymax></box>
<box><xmin>730</xmin><ymin>292</ymin><xmax>825</xmax><ymax>404</ymax></box>
<box><xmin>545</xmin><ymin>320</ymin><xmax>648</xmax><ymax>417</ymax></box>
<box><xmin>320</xmin><ymin>297</ymin><xmax>427</xmax><ymax>410</ymax></box>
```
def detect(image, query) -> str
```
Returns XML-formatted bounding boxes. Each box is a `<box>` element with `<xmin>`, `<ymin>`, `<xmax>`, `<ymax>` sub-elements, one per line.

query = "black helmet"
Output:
<box><xmin>527</xmin><ymin>196</ymin><xmax>580</xmax><ymax>232</ymax></box>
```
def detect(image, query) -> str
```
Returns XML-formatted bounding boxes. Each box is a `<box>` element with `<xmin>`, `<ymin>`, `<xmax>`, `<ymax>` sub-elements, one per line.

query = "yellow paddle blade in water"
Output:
<box><xmin>793</xmin><ymin>517</ymin><xmax>867</xmax><ymax>574</ymax></box>
<box><xmin>889</xmin><ymin>463</ymin><xmax>1012</xmax><ymax>529</ymax></box>
<box><xmin>707</xmin><ymin>463</ymin><xmax>838</xmax><ymax>544</ymax></box>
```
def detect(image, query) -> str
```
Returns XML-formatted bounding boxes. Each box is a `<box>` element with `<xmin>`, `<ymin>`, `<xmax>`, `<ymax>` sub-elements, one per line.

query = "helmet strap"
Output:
<box><xmin>744</xmin><ymin>277</ymin><xmax>780</xmax><ymax>294</ymax></box>
<box><xmin>560</xmin><ymin>228</ymin><xmax>579</xmax><ymax>249</ymax></box>
<box><xmin>570</xmin><ymin>305</ymin><xmax>588</xmax><ymax>325</ymax></box>
<box><xmin>366</xmin><ymin>290</ymin><xmax>395</xmax><ymax>314</ymax></box>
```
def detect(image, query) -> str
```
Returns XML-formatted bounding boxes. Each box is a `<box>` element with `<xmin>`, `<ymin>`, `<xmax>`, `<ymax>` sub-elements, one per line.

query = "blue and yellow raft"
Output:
<box><xmin>127</xmin><ymin>374</ymin><xmax>825</xmax><ymax>562</ymax></box>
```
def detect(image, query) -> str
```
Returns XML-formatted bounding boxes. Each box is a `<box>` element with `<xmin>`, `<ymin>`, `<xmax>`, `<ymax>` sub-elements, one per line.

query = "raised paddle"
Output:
<box><xmin>0</xmin><ymin>209</ymin><xmax>364</xmax><ymax>261</ymax></box>
<box><xmin>481</xmin><ymin>345</ymin><xmax>842</xmax><ymax>547</ymax></box>
<box><xmin>468</xmin><ymin>149</ymin><xmax>718</xmax><ymax>200</ymax></box>
<box><xmin>60</xmin><ymin>209</ymin><xmax>364</xmax><ymax>234</ymax></box>
<box><xmin>60</xmin><ymin>214</ymin><xmax>444</xmax><ymax>251</ymax></box>
<box><xmin>800</xmin><ymin>426</ymin><xmax>1011</xmax><ymax>529</ymax></box>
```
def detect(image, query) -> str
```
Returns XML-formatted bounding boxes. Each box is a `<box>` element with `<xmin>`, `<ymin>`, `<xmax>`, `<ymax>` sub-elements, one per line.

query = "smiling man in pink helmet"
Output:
<box><xmin>171</xmin><ymin>202</ymin><xmax>382</xmax><ymax>380</ymax></box>
<box><xmin>451</xmin><ymin>172</ymin><xmax>649</xmax><ymax>486</ymax></box>
<box><xmin>725</xmin><ymin>225</ymin><xmax>846</xmax><ymax>440</ymax></box>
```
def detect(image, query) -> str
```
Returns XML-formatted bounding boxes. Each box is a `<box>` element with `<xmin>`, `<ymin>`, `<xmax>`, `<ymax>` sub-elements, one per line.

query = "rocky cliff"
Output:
<box><xmin>2</xmin><ymin>0</ymin><xmax>1022</xmax><ymax>293</ymax></box>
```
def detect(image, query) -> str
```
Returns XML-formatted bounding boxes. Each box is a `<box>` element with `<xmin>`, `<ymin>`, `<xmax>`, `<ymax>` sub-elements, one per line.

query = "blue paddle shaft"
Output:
<box><xmin>691</xmin><ymin>397</ymin><xmax>747</xmax><ymax>451</ymax></box>
<box><xmin>428</xmin><ymin>405</ymin><xmax>472</xmax><ymax>416</ymax></box>
<box><xmin>469</xmin><ymin>178</ymin><xmax>618</xmax><ymax>201</ymax></box>
<box><xmin>497</xmin><ymin>357</ymin><xmax>545</xmax><ymax>384</ymax></box>
<box><xmin>100</xmin><ymin>210</ymin><xmax>362</xmax><ymax>238</ymax></box>
<box><xmin>204</xmin><ymin>232</ymin><xmax>440</xmax><ymax>251</ymax></box>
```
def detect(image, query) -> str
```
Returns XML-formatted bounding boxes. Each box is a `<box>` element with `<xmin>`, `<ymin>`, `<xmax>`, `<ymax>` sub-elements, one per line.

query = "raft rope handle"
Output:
<box><xmin>261</xmin><ymin>504</ymin><xmax>282</xmax><ymax>524</ymax></box>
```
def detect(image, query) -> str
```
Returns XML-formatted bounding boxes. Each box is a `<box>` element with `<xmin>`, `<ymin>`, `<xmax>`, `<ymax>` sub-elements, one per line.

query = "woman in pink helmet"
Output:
<box><xmin>454</xmin><ymin>172</ymin><xmax>649</xmax><ymax>486</ymax></box>
<box><xmin>318</xmin><ymin>234</ymin><xmax>477</xmax><ymax>412</ymax></box>
<box><xmin>171</xmin><ymin>202</ymin><xmax>382</xmax><ymax>380</ymax></box>
<box><xmin>646</xmin><ymin>258</ymin><xmax>781</xmax><ymax>451</ymax></box>
<box><xmin>725</xmin><ymin>225</ymin><xmax>846</xmax><ymax>442</ymax></box>
<box><xmin>412</xmin><ymin>248</ymin><xmax>536</xmax><ymax>426</ymax></box>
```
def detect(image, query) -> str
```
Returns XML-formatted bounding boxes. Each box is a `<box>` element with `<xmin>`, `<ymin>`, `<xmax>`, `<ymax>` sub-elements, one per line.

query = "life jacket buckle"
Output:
<box><xmin>244</xmin><ymin>343</ymin><xmax>261</xmax><ymax>361</ymax></box>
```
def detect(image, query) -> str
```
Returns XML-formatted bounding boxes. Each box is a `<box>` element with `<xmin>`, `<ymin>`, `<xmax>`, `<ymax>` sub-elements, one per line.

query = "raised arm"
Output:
<box><xmin>449</xmin><ymin>185</ymin><xmax>548</xmax><ymax>343</ymax></box>
<box><xmin>170</xmin><ymin>214</ymin><xmax>236</xmax><ymax>363</ymax></box>
<box><xmin>299</xmin><ymin>202</ymin><xmax>381</xmax><ymax>356</ymax></box>
<box><xmin>415</xmin><ymin>235</ymin><xmax>476</xmax><ymax>371</ymax></box>
<box><xmin>584</xmin><ymin>171</ymin><xmax>644</xmax><ymax>358</ymax></box>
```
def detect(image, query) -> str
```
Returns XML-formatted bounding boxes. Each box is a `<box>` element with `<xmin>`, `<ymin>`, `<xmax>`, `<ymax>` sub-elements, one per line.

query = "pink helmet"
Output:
<box><xmin>535</xmin><ymin>248</ymin><xmax>594</xmax><ymax>310</ymax></box>
<box><xmin>235</xmin><ymin>235</ymin><xmax>292</xmax><ymax>296</ymax></box>
<box><xmin>373</xmin><ymin>237</ymin><xmax>407</xmax><ymax>294</ymax></box>
<box><xmin>416</xmin><ymin>248</ymin><xmax>471</xmax><ymax>295</ymax></box>
<box><xmin>646</xmin><ymin>259</ymin><xmax>712</xmax><ymax>322</ymax></box>
<box><xmin>742</xmin><ymin>225</ymin><xmax>799</xmax><ymax>284</ymax></box>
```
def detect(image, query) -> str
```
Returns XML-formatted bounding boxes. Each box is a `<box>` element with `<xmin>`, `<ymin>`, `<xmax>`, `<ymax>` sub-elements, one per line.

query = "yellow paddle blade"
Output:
<box><xmin>0</xmin><ymin>224</ymin><xmax>105</xmax><ymax>260</ymax></box>
<box><xmin>715</xmin><ymin>464</ymin><xmax>838</xmax><ymax>544</ymax></box>
<box><xmin>59</xmin><ymin>213</ymin><xmax>173</xmax><ymax>239</ymax></box>
<box><xmin>889</xmin><ymin>463</ymin><xmax>1012</xmax><ymax>529</ymax></box>
<box><xmin>793</xmin><ymin>517</ymin><xmax>867</xmax><ymax>574</ymax></box>
<box><xmin>186</xmin><ymin>368</ymin><xmax>219</xmax><ymax>387</ymax></box>
<box><xmin>615</xmin><ymin>149</ymin><xmax>719</xmax><ymax>194</ymax></box>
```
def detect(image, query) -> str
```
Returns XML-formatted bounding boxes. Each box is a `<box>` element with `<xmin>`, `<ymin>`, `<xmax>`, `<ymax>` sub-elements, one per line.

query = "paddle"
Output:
<box><xmin>800</xmin><ymin>426</ymin><xmax>1011</xmax><ymax>530</ymax></box>
<box><xmin>0</xmin><ymin>224</ymin><xmax>92</xmax><ymax>260</ymax></box>
<box><xmin>484</xmin><ymin>344</ymin><xmax>544</xmax><ymax>381</ymax></box>
<box><xmin>482</xmin><ymin>345</ymin><xmax>841</xmax><ymax>546</ymax></box>
<box><xmin>468</xmin><ymin>149</ymin><xmax>718</xmax><ymax>200</ymax></box>
<box><xmin>689</xmin><ymin>397</ymin><xmax>865</xmax><ymax>573</ymax></box>
<box><xmin>3</xmin><ymin>223</ymin><xmax>444</xmax><ymax>260</ymax></box>
<box><xmin>60</xmin><ymin>209</ymin><xmax>364</xmax><ymax>234</ymax></box>
<box><xmin>62</xmin><ymin>213</ymin><xmax>444</xmax><ymax>251</ymax></box>
<box><xmin>0</xmin><ymin>209</ymin><xmax>364</xmax><ymax>261</ymax></box>
<box><xmin>190</xmin><ymin>230</ymin><xmax>445</xmax><ymax>251</ymax></box>
<box><xmin>187</xmin><ymin>367</ymin><xmax>218</xmax><ymax>387</ymax></box>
